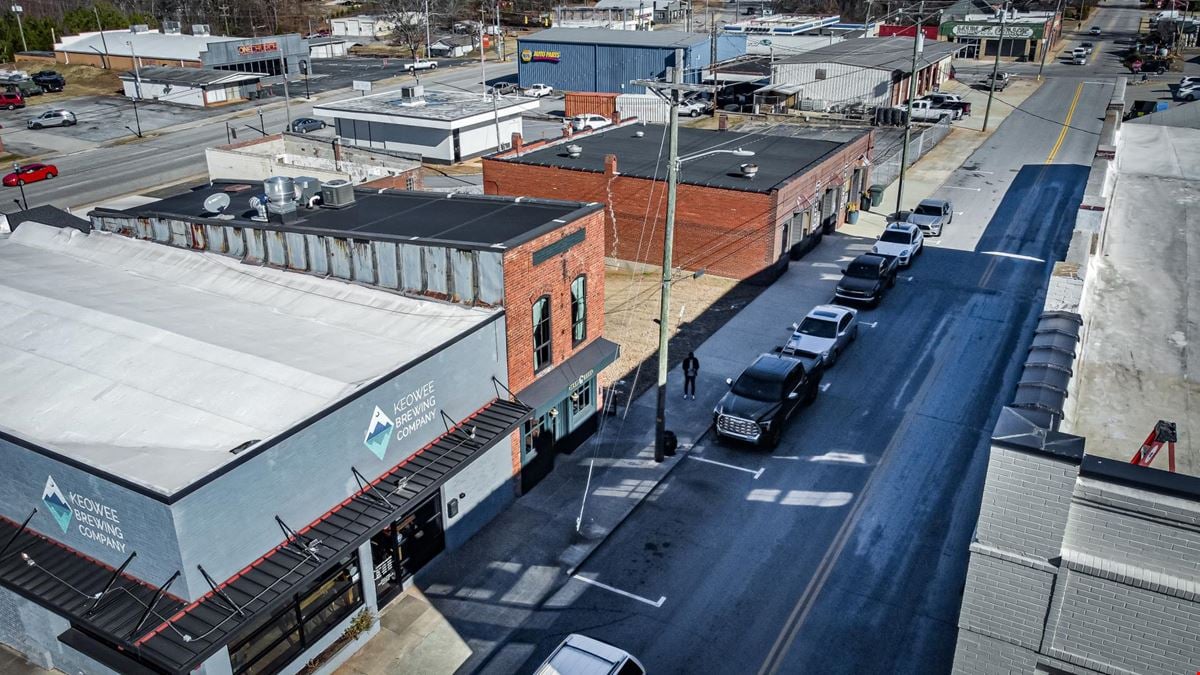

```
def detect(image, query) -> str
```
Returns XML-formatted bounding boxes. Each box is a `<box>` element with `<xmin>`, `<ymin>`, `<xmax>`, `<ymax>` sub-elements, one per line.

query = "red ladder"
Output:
<box><xmin>1128</xmin><ymin>420</ymin><xmax>1177</xmax><ymax>473</ymax></box>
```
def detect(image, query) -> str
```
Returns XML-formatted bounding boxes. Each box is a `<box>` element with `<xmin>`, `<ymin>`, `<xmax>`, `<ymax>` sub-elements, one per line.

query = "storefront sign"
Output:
<box><xmin>238</xmin><ymin>41</ymin><xmax>279</xmax><ymax>55</ymax></box>
<box><xmin>944</xmin><ymin>23</ymin><xmax>1038</xmax><ymax>39</ymax></box>
<box><xmin>41</xmin><ymin>475</ymin><xmax>127</xmax><ymax>554</ymax></box>
<box><xmin>520</xmin><ymin>48</ymin><xmax>561</xmax><ymax>63</ymax></box>
<box><xmin>363</xmin><ymin>380</ymin><xmax>439</xmax><ymax>460</ymax></box>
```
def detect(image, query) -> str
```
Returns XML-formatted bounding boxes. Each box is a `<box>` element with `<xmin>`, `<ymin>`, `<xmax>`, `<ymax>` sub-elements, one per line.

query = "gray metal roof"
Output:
<box><xmin>118</xmin><ymin>66</ymin><xmax>261</xmax><ymax>86</ymax></box>
<box><xmin>56</xmin><ymin>30</ymin><xmax>240</xmax><ymax>61</ymax></box>
<box><xmin>776</xmin><ymin>37</ymin><xmax>965</xmax><ymax>72</ymax></box>
<box><xmin>501</xmin><ymin>124</ymin><xmax>866</xmax><ymax>193</ymax></box>
<box><xmin>520</xmin><ymin>27</ymin><xmax>708</xmax><ymax>48</ymax></box>
<box><xmin>1126</xmin><ymin>101</ymin><xmax>1200</xmax><ymax>129</ymax></box>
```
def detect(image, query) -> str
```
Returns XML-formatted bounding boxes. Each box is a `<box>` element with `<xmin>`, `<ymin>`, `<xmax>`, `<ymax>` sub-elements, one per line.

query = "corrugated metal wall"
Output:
<box><xmin>90</xmin><ymin>215</ymin><xmax>506</xmax><ymax>307</ymax></box>
<box><xmin>517</xmin><ymin>35</ymin><xmax>746</xmax><ymax>93</ymax></box>
<box><xmin>565</xmin><ymin>92</ymin><xmax>619</xmax><ymax>119</ymax></box>
<box><xmin>615</xmin><ymin>93</ymin><xmax>668</xmax><ymax>123</ymax></box>
<box><xmin>771</xmin><ymin>61</ymin><xmax>893</xmax><ymax>108</ymax></box>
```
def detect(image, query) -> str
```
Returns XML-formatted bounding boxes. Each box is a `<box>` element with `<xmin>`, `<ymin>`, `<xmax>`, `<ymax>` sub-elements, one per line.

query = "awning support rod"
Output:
<box><xmin>198</xmin><ymin>564</ymin><xmax>245</xmax><ymax>617</ymax></box>
<box><xmin>275</xmin><ymin>516</ymin><xmax>323</xmax><ymax>562</ymax></box>
<box><xmin>128</xmin><ymin>571</ymin><xmax>180</xmax><ymax>640</ymax></box>
<box><xmin>351</xmin><ymin>466</ymin><xmax>394</xmax><ymax>509</ymax></box>
<box><xmin>0</xmin><ymin>509</ymin><xmax>35</xmax><ymax>564</ymax></box>
<box><xmin>84</xmin><ymin>551</ymin><xmax>137</xmax><ymax>617</ymax></box>
<box><xmin>491</xmin><ymin>376</ymin><xmax>523</xmax><ymax>403</ymax></box>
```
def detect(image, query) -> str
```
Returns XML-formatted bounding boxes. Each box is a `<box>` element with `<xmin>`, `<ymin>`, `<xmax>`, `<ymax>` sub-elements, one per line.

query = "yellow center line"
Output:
<box><xmin>1046</xmin><ymin>82</ymin><xmax>1084</xmax><ymax>164</ymax></box>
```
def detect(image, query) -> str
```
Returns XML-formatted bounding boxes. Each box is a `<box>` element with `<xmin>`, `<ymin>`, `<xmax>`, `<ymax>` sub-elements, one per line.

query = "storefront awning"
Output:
<box><xmin>516</xmin><ymin>337</ymin><xmax>620</xmax><ymax>412</ymax></box>
<box><xmin>0</xmin><ymin>397</ymin><xmax>530</xmax><ymax>674</ymax></box>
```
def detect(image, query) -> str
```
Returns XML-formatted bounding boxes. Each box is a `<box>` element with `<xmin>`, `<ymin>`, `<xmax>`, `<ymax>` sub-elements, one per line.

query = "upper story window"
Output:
<box><xmin>533</xmin><ymin>295</ymin><xmax>552</xmax><ymax>372</ymax></box>
<box><xmin>571</xmin><ymin>275</ymin><xmax>587</xmax><ymax>345</ymax></box>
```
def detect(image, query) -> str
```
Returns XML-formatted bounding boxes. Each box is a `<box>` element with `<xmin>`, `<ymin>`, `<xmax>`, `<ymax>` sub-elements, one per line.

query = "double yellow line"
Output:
<box><xmin>1046</xmin><ymin>82</ymin><xmax>1085</xmax><ymax>164</ymax></box>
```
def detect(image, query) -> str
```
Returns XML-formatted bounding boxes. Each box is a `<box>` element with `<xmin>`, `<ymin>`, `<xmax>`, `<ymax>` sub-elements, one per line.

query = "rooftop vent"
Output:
<box><xmin>634</xmin><ymin>130</ymin><xmax>645</xmax><ymax>138</ymax></box>
<box><xmin>162</xmin><ymin>21</ymin><xmax>180</xmax><ymax>34</ymax></box>
<box><xmin>129</xmin><ymin>24</ymin><xmax>150</xmax><ymax>33</ymax></box>
<box><xmin>740</xmin><ymin>163</ymin><xmax>758</xmax><ymax>178</ymax></box>
<box><xmin>263</xmin><ymin>176</ymin><xmax>298</xmax><ymax>217</ymax></box>
<box><xmin>397</xmin><ymin>84</ymin><xmax>425</xmax><ymax>106</ymax></box>
<box><xmin>192</xmin><ymin>24</ymin><xmax>211</xmax><ymax>36</ymax></box>
<box><xmin>566</xmin><ymin>144</ymin><xmax>582</xmax><ymax>158</ymax></box>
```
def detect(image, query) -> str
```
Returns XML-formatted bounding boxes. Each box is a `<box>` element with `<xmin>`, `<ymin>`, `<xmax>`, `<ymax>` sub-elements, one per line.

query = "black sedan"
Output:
<box><xmin>290</xmin><ymin>117</ymin><xmax>327</xmax><ymax>133</ymax></box>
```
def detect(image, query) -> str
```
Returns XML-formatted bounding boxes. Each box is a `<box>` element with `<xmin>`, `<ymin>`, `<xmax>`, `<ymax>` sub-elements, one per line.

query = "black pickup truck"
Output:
<box><xmin>713</xmin><ymin>353</ymin><xmax>821</xmax><ymax>449</ymax></box>
<box><xmin>834</xmin><ymin>253</ymin><xmax>899</xmax><ymax>306</ymax></box>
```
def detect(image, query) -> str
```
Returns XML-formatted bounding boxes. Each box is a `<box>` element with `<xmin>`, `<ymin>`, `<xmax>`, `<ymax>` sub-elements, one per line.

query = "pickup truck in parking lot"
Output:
<box><xmin>920</xmin><ymin>93</ymin><xmax>971</xmax><ymax>117</ymax></box>
<box><xmin>834</xmin><ymin>254</ymin><xmax>899</xmax><ymax>306</ymax></box>
<box><xmin>713</xmin><ymin>353</ymin><xmax>821</xmax><ymax>449</ymax></box>
<box><xmin>896</xmin><ymin>99</ymin><xmax>956</xmax><ymax>122</ymax></box>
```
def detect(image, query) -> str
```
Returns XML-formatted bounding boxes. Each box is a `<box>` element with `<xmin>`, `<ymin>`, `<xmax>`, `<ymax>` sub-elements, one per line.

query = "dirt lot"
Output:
<box><xmin>7</xmin><ymin>63</ymin><xmax>122</xmax><ymax>103</ymax></box>
<box><xmin>601</xmin><ymin>266</ymin><xmax>763</xmax><ymax>407</ymax></box>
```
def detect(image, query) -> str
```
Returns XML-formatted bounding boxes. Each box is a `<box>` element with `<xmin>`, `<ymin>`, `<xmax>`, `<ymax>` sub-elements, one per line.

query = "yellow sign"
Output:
<box><xmin>521</xmin><ymin>48</ymin><xmax>560</xmax><ymax>63</ymax></box>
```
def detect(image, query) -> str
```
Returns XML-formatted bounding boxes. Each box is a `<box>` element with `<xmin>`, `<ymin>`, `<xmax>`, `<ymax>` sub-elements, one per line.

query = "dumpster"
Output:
<box><xmin>867</xmin><ymin>184</ymin><xmax>885</xmax><ymax>207</ymax></box>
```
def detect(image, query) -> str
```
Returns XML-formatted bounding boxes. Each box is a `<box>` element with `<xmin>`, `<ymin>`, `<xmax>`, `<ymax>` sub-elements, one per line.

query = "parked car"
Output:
<box><xmin>403</xmin><ymin>58</ymin><xmax>438</xmax><ymax>72</ymax></box>
<box><xmin>905</xmin><ymin>198</ymin><xmax>953</xmax><ymax>236</ymax></box>
<box><xmin>289</xmin><ymin>117</ymin><xmax>326</xmax><ymax>133</ymax></box>
<box><xmin>27</xmin><ymin>109</ymin><xmax>76</xmax><ymax>129</ymax></box>
<box><xmin>713</xmin><ymin>353</ymin><xmax>821</xmax><ymax>449</ymax></box>
<box><xmin>1175</xmin><ymin>82</ymin><xmax>1200</xmax><ymax>101</ymax></box>
<box><xmin>570</xmin><ymin>113</ymin><xmax>611</xmax><ymax>132</ymax></box>
<box><xmin>32</xmin><ymin>70</ymin><xmax>65</xmax><ymax>92</ymax></box>
<box><xmin>6</xmin><ymin>80</ymin><xmax>43</xmax><ymax>97</ymax></box>
<box><xmin>490</xmin><ymin>82</ymin><xmax>519</xmax><ymax>95</ymax></box>
<box><xmin>0</xmin><ymin>91</ymin><xmax>25</xmax><ymax>110</ymax></box>
<box><xmin>535</xmin><ymin>634</ymin><xmax>645</xmax><ymax>675</ymax></box>
<box><xmin>834</xmin><ymin>254</ymin><xmax>899</xmax><ymax>306</ymax></box>
<box><xmin>781</xmin><ymin>304</ymin><xmax>858</xmax><ymax>368</ymax></box>
<box><xmin>4</xmin><ymin>162</ymin><xmax>57</xmax><ymax>186</ymax></box>
<box><xmin>1180</xmin><ymin>75</ymin><xmax>1200</xmax><ymax>87</ymax></box>
<box><xmin>678</xmin><ymin>98</ymin><xmax>713</xmax><ymax>117</ymax></box>
<box><xmin>920</xmin><ymin>92</ymin><xmax>972</xmax><ymax>116</ymax></box>
<box><xmin>897</xmin><ymin>99</ymin><xmax>956</xmax><ymax>122</ymax></box>
<box><xmin>524</xmin><ymin>83</ymin><xmax>554</xmax><ymax>97</ymax></box>
<box><xmin>871</xmin><ymin>221</ymin><xmax>924</xmax><ymax>266</ymax></box>
<box><xmin>1080</xmin><ymin>42</ymin><xmax>1095</xmax><ymax>54</ymax></box>
<box><xmin>980</xmin><ymin>72</ymin><xmax>1010</xmax><ymax>91</ymax></box>
<box><xmin>1090</xmin><ymin>25</ymin><xmax>1102</xmax><ymax>35</ymax></box>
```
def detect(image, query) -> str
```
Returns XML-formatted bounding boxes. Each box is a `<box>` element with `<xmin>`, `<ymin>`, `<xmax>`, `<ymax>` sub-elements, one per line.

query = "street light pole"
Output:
<box><xmin>424</xmin><ymin>0</ymin><xmax>432</xmax><ymax>58</ymax></box>
<box><xmin>12</xmin><ymin>162</ymin><xmax>27</xmax><ymax>210</ymax></box>
<box><xmin>11</xmin><ymin>5</ymin><xmax>26</xmax><ymax>53</ymax></box>
<box><xmin>983</xmin><ymin>2</ymin><xmax>1011</xmax><ymax>133</ymax></box>
<box><xmin>895</xmin><ymin>3</ymin><xmax>925</xmax><ymax>216</ymax></box>
<box><xmin>1038</xmin><ymin>0</ymin><xmax>1066</xmax><ymax>81</ymax></box>
<box><xmin>279</xmin><ymin>52</ymin><xmax>292</xmax><ymax>129</ymax></box>
<box><xmin>126</xmin><ymin>40</ymin><xmax>144</xmax><ymax>138</ymax></box>
<box><xmin>654</xmin><ymin>50</ymin><xmax>684</xmax><ymax>464</ymax></box>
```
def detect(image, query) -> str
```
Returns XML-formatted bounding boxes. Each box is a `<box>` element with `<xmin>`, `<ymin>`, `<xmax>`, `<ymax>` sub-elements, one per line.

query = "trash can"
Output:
<box><xmin>868</xmin><ymin>184</ymin><xmax>885</xmax><ymax>208</ymax></box>
<box><xmin>663</xmin><ymin>430</ymin><xmax>678</xmax><ymax>456</ymax></box>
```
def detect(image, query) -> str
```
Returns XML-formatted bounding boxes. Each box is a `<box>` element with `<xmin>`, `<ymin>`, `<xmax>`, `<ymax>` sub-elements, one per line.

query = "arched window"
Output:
<box><xmin>570</xmin><ymin>276</ymin><xmax>587</xmax><ymax>345</ymax></box>
<box><xmin>532</xmin><ymin>295</ymin><xmax>551</xmax><ymax>371</ymax></box>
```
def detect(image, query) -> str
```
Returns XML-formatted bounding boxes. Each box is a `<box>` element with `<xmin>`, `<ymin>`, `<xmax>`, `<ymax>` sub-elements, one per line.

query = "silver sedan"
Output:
<box><xmin>781</xmin><ymin>304</ymin><xmax>859</xmax><ymax>368</ymax></box>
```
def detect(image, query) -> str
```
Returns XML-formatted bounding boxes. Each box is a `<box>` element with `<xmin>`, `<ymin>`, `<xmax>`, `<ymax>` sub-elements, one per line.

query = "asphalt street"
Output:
<box><xmin>1</xmin><ymin>60</ymin><xmax>517</xmax><ymax>212</ymax></box>
<box><xmin>450</xmin><ymin>77</ymin><xmax>1112</xmax><ymax>675</ymax></box>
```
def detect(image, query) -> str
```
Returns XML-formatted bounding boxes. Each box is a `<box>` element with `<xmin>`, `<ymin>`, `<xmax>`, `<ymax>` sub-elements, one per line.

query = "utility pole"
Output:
<box><xmin>864</xmin><ymin>0</ymin><xmax>873</xmax><ymax>37</ymax></box>
<box><xmin>126</xmin><ymin>40</ymin><xmax>143</xmax><ymax>138</ymax></box>
<box><xmin>11</xmin><ymin>5</ymin><xmax>26</xmax><ymax>53</ymax></box>
<box><xmin>1038</xmin><ymin>0</ymin><xmax>1065</xmax><ymax>81</ymax></box>
<box><xmin>219</xmin><ymin>5</ymin><xmax>231</xmax><ymax>36</ymax></box>
<box><xmin>94</xmin><ymin>6</ymin><xmax>109</xmax><ymax>61</ymax></box>
<box><xmin>1077</xmin><ymin>0</ymin><xmax>1085</xmax><ymax>29</ymax></box>
<box><xmin>983</xmin><ymin>2</ymin><xmax>1010</xmax><ymax>132</ymax></box>
<box><xmin>424</xmin><ymin>0</ymin><xmax>431</xmax><ymax>58</ymax></box>
<box><xmin>495</xmin><ymin>0</ymin><xmax>504</xmax><ymax>61</ymax></box>
<box><xmin>279</xmin><ymin>51</ymin><xmax>292</xmax><ymax>129</ymax></box>
<box><xmin>895</xmin><ymin>4</ymin><xmax>925</xmax><ymax>215</ymax></box>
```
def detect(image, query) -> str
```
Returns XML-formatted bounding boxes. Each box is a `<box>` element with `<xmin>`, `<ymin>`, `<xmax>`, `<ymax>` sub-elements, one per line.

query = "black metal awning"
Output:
<box><xmin>0</xmin><ymin>397</ymin><xmax>530</xmax><ymax>674</ymax></box>
<box><xmin>517</xmin><ymin>337</ymin><xmax>620</xmax><ymax>412</ymax></box>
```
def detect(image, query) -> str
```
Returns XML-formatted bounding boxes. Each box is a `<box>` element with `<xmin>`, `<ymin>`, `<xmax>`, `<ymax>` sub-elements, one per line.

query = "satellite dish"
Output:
<box><xmin>203</xmin><ymin>192</ymin><xmax>231</xmax><ymax>214</ymax></box>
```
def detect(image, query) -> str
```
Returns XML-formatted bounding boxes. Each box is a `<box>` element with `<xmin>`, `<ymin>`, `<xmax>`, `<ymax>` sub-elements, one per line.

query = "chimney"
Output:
<box><xmin>604</xmin><ymin>154</ymin><xmax>618</xmax><ymax>176</ymax></box>
<box><xmin>511</xmin><ymin>132</ymin><xmax>523</xmax><ymax>154</ymax></box>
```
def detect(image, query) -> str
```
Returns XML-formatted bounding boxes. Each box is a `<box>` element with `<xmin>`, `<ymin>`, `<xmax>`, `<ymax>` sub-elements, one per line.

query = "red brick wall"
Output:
<box><xmin>360</xmin><ymin>167</ymin><xmax>423</xmax><ymax>190</ymax></box>
<box><xmin>771</xmin><ymin>131</ymin><xmax>875</xmax><ymax>236</ymax></box>
<box><xmin>483</xmin><ymin>159</ymin><xmax>777</xmax><ymax>280</ymax></box>
<box><xmin>501</xmin><ymin>207</ymin><xmax>607</xmax><ymax>475</ymax></box>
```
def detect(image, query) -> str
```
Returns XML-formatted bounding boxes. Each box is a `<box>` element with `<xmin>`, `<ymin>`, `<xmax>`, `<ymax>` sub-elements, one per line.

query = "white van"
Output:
<box><xmin>535</xmin><ymin>634</ymin><xmax>646</xmax><ymax>675</ymax></box>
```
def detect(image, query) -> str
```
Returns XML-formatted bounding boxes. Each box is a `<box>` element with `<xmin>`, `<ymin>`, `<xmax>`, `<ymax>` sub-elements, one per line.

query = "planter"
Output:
<box><xmin>847</xmin><ymin>210</ymin><xmax>860</xmax><ymax>224</ymax></box>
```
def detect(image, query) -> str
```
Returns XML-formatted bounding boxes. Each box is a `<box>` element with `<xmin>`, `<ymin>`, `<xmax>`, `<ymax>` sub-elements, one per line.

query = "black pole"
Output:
<box><xmin>17</xmin><ymin>183</ymin><xmax>27</xmax><ymax>210</ymax></box>
<box><xmin>131</xmin><ymin>97</ymin><xmax>143</xmax><ymax>137</ymax></box>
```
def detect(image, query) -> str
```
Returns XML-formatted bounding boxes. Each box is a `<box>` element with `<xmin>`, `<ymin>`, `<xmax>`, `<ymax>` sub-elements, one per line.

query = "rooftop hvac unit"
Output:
<box><xmin>130</xmin><ymin>24</ymin><xmax>150</xmax><ymax>33</ymax></box>
<box><xmin>162</xmin><ymin>21</ymin><xmax>181</xmax><ymax>34</ymax></box>
<box><xmin>192</xmin><ymin>24</ymin><xmax>211</xmax><ymax>36</ymax></box>
<box><xmin>397</xmin><ymin>84</ymin><xmax>425</xmax><ymax>106</ymax></box>
<box><xmin>294</xmin><ymin>176</ymin><xmax>322</xmax><ymax>205</ymax></box>
<box><xmin>264</xmin><ymin>176</ymin><xmax>298</xmax><ymax>216</ymax></box>
<box><xmin>320</xmin><ymin>179</ymin><xmax>355</xmax><ymax>208</ymax></box>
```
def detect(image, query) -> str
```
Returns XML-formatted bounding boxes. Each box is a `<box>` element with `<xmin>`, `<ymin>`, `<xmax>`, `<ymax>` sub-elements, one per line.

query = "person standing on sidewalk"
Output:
<box><xmin>682</xmin><ymin>351</ymin><xmax>700</xmax><ymax>400</ymax></box>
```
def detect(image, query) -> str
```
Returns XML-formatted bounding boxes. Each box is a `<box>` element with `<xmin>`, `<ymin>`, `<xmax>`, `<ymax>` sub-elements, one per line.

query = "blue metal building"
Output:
<box><xmin>517</xmin><ymin>27</ymin><xmax>747</xmax><ymax>94</ymax></box>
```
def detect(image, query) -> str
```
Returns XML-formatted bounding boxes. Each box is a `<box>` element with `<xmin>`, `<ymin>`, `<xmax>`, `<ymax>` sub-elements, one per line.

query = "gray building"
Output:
<box><xmin>516</xmin><ymin>27</ymin><xmax>747</xmax><ymax>94</ymax></box>
<box><xmin>0</xmin><ymin>184</ymin><xmax>614</xmax><ymax>675</ymax></box>
<box><xmin>202</xmin><ymin>33</ymin><xmax>310</xmax><ymax>79</ymax></box>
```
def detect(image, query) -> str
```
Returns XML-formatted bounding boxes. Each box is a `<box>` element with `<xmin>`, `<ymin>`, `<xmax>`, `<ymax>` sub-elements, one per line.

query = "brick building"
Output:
<box><xmin>0</xmin><ymin>182</ymin><xmax>617</xmax><ymax>675</ymax></box>
<box><xmin>483</xmin><ymin>122</ymin><xmax>874</xmax><ymax>281</ymax></box>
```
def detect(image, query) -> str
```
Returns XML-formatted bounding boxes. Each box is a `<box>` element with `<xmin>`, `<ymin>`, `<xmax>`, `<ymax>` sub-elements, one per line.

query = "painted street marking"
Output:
<box><xmin>689</xmin><ymin>455</ymin><xmax>765</xmax><ymax>479</ymax></box>
<box><xmin>820</xmin><ymin>382</ymin><xmax>831</xmax><ymax>392</ymax></box>
<box><xmin>943</xmin><ymin>185</ymin><xmax>981</xmax><ymax>191</ymax></box>
<box><xmin>572</xmin><ymin>574</ymin><xmax>666</xmax><ymax>608</ymax></box>
<box><xmin>773</xmin><ymin>455</ymin><xmax>803</xmax><ymax>460</ymax></box>
<box><xmin>904</xmin><ymin>276</ymin><xmax>914</xmax><ymax>282</ymax></box>
<box><xmin>959</xmin><ymin>169</ymin><xmax>994</xmax><ymax>174</ymax></box>
<box><xmin>954</xmin><ymin>211</ymin><xmax>965</xmax><ymax>215</ymax></box>
<box><xmin>860</xmin><ymin>321</ymin><xmax>878</xmax><ymax>328</ymax></box>
<box><xmin>982</xmin><ymin>251</ymin><xmax>1045</xmax><ymax>263</ymax></box>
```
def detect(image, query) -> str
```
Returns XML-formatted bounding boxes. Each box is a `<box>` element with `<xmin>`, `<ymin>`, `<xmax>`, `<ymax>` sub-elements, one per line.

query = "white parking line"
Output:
<box><xmin>860</xmin><ymin>321</ymin><xmax>878</xmax><ymax>328</ymax></box>
<box><xmin>773</xmin><ymin>456</ymin><xmax>803</xmax><ymax>460</ymax></box>
<box><xmin>981</xmin><ymin>251</ymin><xmax>1045</xmax><ymax>263</ymax></box>
<box><xmin>689</xmin><ymin>455</ymin><xmax>765</xmax><ymax>479</ymax></box>
<box><xmin>820</xmin><ymin>382</ymin><xmax>831</xmax><ymax>392</ymax></box>
<box><xmin>572</xmin><ymin>574</ymin><xmax>666</xmax><ymax>608</ymax></box>
<box><xmin>959</xmin><ymin>169</ymin><xmax>994</xmax><ymax>174</ymax></box>
<box><xmin>944</xmin><ymin>185</ymin><xmax>981</xmax><ymax>191</ymax></box>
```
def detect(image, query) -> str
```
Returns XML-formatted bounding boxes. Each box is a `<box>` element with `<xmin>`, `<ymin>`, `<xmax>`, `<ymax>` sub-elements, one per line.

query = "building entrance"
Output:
<box><xmin>370</xmin><ymin>493</ymin><xmax>446</xmax><ymax>607</ymax></box>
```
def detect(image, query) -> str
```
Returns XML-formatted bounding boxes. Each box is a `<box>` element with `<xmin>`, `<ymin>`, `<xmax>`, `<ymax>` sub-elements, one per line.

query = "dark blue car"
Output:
<box><xmin>290</xmin><ymin>117</ymin><xmax>326</xmax><ymax>133</ymax></box>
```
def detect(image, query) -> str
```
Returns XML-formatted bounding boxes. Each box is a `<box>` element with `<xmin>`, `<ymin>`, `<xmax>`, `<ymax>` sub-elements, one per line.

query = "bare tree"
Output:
<box><xmin>380</xmin><ymin>0</ymin><xmax>428</xmax><ymax>60</ymax></box>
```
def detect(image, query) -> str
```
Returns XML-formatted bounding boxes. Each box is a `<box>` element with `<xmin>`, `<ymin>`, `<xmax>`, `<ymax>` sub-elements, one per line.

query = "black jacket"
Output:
<box><xmin>683</xmin><ymin>356</ymin><xmax>700</xmax><ymax>377</ymax></box>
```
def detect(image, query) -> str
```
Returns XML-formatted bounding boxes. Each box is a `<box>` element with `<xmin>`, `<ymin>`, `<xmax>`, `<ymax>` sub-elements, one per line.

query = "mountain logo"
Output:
<box><xmin>364</xmin><ymin>406</ymin><xmax>395</xmax><ymax>460</ymax></box>
<box><xmin>41</xmin><ymin>476</ymin><xmax>73</xmax><ymax>534</ymax></box>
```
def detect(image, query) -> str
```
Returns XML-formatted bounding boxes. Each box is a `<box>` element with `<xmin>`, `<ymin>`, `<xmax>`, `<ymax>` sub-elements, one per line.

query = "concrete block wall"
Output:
<box><xmin>953</xmin><ymin>630</ymin><xmax>1040</xmax><ymax>675</ymax></box>
<box><xmin>957</xmin><ymin>551</ymin><xmax>1057</xmax><ymax>651</ymax></box>
<box><xmin>974</xmin><ymin>444</ymin><xmax>1081</xmax><ymax>561</ymax></box>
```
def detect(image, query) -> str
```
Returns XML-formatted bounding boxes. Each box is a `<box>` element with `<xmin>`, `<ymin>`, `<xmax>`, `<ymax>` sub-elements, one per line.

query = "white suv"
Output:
<box><xmin>570</xmin><ymin>113</ymin><xmax>611</xmax><ymax>132</ymax></box>
<box><xmin>871</xmin><ymin>221</ymin><xmax>924</xmax><ymax>266</ymax></box>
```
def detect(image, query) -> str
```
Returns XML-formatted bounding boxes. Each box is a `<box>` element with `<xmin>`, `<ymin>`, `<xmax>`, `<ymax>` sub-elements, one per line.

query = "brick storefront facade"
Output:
<box><xmin>483</xmin><ymin>125</ymin><xmax>874</xmax><ymax>281</ymax></box>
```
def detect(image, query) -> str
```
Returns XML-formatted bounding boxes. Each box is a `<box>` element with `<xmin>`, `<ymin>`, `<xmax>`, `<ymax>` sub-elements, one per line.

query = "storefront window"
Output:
<box><xmin>228</xmin><ymin>554</ymin><xmax>362</xmax><ymax>675</ymax></box>
<box><xmin>532</xmin><ymin>295</ymin><xmax>552</xmax><ymax>371</ymax></box>
<box><xmin>571</xmin><ymin>276</ymin><xmax>587</xmax><ymax>345</ymax></box>
<box><xmin>570</xmin><ymin>380</ymin><xmax>593</xmax><ymax>417</ymax></box>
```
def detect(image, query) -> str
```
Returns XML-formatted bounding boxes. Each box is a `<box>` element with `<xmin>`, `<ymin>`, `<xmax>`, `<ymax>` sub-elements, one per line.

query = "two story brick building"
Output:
<box><xmin>483</xmin><ymin>122</ymin><xmax>874</xmax><ymax>281</ymax></box>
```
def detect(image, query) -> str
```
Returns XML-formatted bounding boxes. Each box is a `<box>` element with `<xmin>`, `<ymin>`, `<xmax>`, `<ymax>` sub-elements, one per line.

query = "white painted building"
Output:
<box><xmin>118</xmin><ymin>66</ymin><xmax>261</xmax><ymax>107</ymax></box>
<box><xmin>205</xmin><ymin>132</ymin><xmax>423</xmax><ymax>186</ymax></box>
<box><xmin>309</xmin><ymin>37</ymin><xmax>351</xmax><ymax>58</ymax></box>
<box><xmin>723</xmin><ymin>14</ymin><xmax>844</xmax><ymax>55</ymax></box>
<box><xmin>313</xmin><ymin>85</ymin><xmax>541</xmax><ymax>164</ymax></box>
<box><xmin>331</xmin><ymin>15</ymin><xmax>407</xmax><ymax>39</ymax></box>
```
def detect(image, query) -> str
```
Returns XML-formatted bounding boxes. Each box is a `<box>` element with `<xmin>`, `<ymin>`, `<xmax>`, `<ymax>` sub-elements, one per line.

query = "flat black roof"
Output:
<box><xmin>501</xmin><ymin>124</ymin><xmax>865</xmax><ymax>193</ymax></box>
<box><xmin>93</xmin><ymin>183</ymin><xmax>602</xmax><ymax>251</ymax></box>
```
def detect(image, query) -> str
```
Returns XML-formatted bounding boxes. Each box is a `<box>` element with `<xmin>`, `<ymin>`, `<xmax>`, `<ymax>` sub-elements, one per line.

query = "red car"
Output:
<box><xmin>3</xmin><ymin>162</ymin><xmax>57</xmax><ymax>186</ymax></box>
